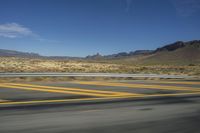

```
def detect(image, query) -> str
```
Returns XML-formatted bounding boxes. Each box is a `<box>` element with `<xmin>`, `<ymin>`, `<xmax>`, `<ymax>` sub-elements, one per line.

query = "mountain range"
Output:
<box><xmin>0</xmin><ymin>49</ymin><xmax>40</xmax><ymax>58</ymax></box>
<box><xmin>0</xmin><ymin>40</ymin><xmax>200</xmax><ymax>65</ymax></box>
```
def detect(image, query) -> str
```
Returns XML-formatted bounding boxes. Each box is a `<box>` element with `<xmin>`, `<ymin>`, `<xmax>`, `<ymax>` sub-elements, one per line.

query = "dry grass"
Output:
<box><xmin>0</xmin><ymin>57</ymin><xmax>200</xmax><ymax>76</ymax></box>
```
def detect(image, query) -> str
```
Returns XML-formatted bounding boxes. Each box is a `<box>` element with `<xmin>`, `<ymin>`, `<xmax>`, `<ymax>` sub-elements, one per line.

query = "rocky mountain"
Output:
<box><xmin>132</xmin><ymin>40</ymin><xmax>200</xmax><ymax>65</ymax></box>
<box><xmin>86</xmin><ymin>53</ymin><xmax>103</xmax><ymax>59</ymax></box>
<box><xmin>155</xmin><ymin>41</ymin><xmax>185</xmax><ymax>52</ymax></box>
<box><xmin>86</xmin><ymin>50</ymin><xmax>153</xmax><ymax>59</ymax></box>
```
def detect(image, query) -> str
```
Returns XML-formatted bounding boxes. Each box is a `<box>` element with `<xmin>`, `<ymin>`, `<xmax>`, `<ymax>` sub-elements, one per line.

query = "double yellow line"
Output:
<box><xmin>71</xmin><ymin>81</ymin><xmax>200</xmax><ymax>92</ymax></box>
<box><xmin>1</xmin><ymin>91</ymin><xmax>200</xmax><ymax>106</ymax></box>
<box><xmin>0</xmin><ymin>81</ymin><xmax>200</xmax><ymax>106</ymax></box>
<box><xmin>0</xmin><ymin>82</ymin><xmax>143</xmax><ymax>105</ymax></box>
<box><xmin>0</xmin><ymin>83</ymin><xmax>141</xmax><ymax>98</ymax></box>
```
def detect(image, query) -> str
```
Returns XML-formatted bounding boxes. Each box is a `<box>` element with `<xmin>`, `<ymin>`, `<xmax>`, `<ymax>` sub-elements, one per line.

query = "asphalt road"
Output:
<box><xmin>0</xmin><ymin>80</ymin><xmax>200</xmax><ymax>133</ymax></box>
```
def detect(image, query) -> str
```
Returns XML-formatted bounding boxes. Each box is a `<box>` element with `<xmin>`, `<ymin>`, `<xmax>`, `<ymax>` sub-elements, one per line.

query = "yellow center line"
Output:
<box><xmin>71</xmin><ymin>81</ymin><xmax>200</xmax><ymax>92</ymax></box>
<box><xmin>0</xmin><ymin>91</ymin><xmax>200</xmax><ymax>106</ymax></box>
<box><xmin>4</xmin><ymin>83</ymin><xmax>137</xmax><ymax>96</ymax></box>
<box><xmin>0</xmin><ymin>83</ymin><xmax>141</xmax><ymax>97</ymax></box>
<box><xmin>0</xmin><ymin>84</ymin><xmax>114</xmax><ymax>97</ymax></box>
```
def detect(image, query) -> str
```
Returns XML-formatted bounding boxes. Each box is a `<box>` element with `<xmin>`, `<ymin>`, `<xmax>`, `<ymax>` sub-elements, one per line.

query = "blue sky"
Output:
<box><xmin>0</xmin><ymin>0</ymin><xmax>200</xmax><ymax>57</ymax></box>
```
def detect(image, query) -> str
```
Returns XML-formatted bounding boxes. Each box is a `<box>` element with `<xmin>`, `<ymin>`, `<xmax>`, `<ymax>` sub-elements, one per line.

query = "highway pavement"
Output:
<box><xmin>0</xmin><ymin>80</ymin><xmax>200</xmax><ymax>133</ymax></box>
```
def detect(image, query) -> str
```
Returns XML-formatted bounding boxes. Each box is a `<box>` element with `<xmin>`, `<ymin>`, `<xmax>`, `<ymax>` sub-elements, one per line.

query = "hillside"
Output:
<box><xmin>85</xmin><ymin>40</ymin><xmax>200</xmax><ymax>65</ymax></box>
<box><xmin>135</xmin><ymin>40</ymin><xmax>200</xmax><ymax>65</ymax></box>
<box><xmin>0</xmin><ymin>40</ymin><xmax>200</xmax><ymax>75</ymax></box>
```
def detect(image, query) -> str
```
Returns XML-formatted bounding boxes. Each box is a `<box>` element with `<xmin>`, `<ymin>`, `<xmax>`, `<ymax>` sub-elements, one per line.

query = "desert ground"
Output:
<box><xmin>0</xmin><ymin>57</ymin><xmax>200</xmax><ymax>76</ymax></box>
